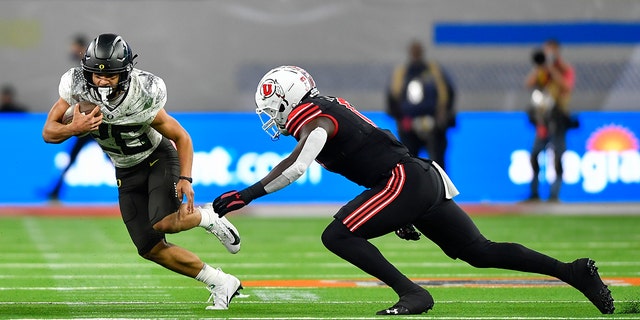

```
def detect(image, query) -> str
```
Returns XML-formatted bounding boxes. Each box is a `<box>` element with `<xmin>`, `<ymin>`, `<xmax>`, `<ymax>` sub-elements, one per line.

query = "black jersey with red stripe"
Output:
<box><xmin>285</xmin><ymin>95</ymin><xmax>409</xmax><ymax>188</ymax></box>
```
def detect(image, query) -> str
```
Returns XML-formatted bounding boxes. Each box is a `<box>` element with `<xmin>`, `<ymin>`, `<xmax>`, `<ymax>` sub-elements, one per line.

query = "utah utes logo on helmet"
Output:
<box><xmin>260</xmin><ymin>79</ymin><xmax>277</xmax><ymax>98</ymax></box>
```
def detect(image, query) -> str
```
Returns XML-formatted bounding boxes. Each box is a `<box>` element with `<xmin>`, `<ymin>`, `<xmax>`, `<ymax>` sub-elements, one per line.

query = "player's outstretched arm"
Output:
<box><xmin>213</xmin><ymin>118</ymin><xmax>332</xmax><ymax>217</ymax></box>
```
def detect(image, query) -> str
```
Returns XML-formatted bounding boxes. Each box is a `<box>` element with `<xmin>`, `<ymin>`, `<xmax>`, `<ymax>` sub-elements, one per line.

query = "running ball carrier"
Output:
<box><xmin>45</xmin><ymin>33</ymin><xmax>243</xmax><ymax>311</ymax></box>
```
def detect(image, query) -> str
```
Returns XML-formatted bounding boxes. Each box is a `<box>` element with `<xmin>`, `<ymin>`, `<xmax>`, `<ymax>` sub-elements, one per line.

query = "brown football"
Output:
<box><xmin>62</xmin><ymin>101</ymin><xmax>101</xmax><ymax>124</ymax></box>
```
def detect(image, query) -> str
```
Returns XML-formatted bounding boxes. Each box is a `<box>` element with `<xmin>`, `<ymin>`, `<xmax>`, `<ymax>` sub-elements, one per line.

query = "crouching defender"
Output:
<box><xmin>212</xmin><ymin>65</ymin><xmax>614</xmax><ymax>315</ymax></box>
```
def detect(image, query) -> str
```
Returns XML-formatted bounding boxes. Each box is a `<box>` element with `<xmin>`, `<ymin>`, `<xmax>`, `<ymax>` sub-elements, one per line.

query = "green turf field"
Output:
<box><xmin>1</xmin><ymin>212</ymin><xmax>639</xmax><ymax>319</ymax></box>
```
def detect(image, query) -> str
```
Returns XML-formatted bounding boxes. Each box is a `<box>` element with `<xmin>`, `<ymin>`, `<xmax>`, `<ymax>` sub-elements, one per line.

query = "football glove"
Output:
<box><xmin>213</xmin><ymin>190</ymin><xmax>249</xmax><ymax>217</ymax></box>
<box><xmin>213</xmin><ymin>183</ymin><xmax>267</xmax><ymax>217</ymax></box>
<box><xmin>395</xmin><ymin>224</ymin><xmax>421</xmax><ymax>241</ymax></box>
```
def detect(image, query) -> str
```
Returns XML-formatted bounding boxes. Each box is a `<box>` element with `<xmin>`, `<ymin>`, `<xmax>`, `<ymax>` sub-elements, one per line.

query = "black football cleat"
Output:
<box><xmin>567</xmin><ymin>258</ymin><xmax>615</xmax><ymax>314</ymax></box>
<box><xmin>376</xmin><ymin>288</ymin><xmax>434</xmax><ymax>315</ymax></box>
<box><xmin>376</xmin><ymin>305</ymin><xmax>412</xmax><ymax>315</ymax></box>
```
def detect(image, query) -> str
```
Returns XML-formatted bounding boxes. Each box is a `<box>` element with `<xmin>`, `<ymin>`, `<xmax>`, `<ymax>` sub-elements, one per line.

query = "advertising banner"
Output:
<box><xmin>1</xmin><ymin>111</ymin><xmax>638</xmax><ymax>205</ymax></box>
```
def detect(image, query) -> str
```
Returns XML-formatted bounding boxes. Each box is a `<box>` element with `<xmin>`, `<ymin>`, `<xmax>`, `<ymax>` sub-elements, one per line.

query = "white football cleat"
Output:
<box><xmin>200</xmin><ymin>203</ymin><xmax>241</xmax><ymax>254</ymax></box>
<box><xmin>205</xmin><ymin>272</ymin><xmax>242</xmax><ymax>310</ymax></box>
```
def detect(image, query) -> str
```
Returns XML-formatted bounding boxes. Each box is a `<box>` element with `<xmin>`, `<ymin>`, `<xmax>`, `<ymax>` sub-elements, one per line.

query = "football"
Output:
<box><xmin>62</xmin><ymin>101</ymin><xmax>101</xmax><ymax>125</ymax></box>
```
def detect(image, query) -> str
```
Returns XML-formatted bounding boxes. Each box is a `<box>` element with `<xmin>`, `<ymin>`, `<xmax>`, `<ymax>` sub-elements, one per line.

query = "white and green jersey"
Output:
<box><xmin>58</xmin><ymin>67</ymin><xmax>166</xmax><ymax>168</ymax></box>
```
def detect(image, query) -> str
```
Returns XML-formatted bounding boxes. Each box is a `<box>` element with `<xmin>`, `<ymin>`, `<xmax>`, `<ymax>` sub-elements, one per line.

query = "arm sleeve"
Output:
<box><xmin>263</xmin><ymin>127</ymin><xmax>328</xmax><ymax>193</ymax></box>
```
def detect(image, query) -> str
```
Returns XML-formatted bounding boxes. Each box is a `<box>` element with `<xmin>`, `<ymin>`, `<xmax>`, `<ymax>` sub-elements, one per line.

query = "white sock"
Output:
<box><xmin>195</xmin><ymin>264</ymin><xmax>227</xmax><ymax>286</ymax></box>
<box><xmin>198</xmin><ymin>206</ymin><xmax>213</xmax><ymax>228</ymax></box>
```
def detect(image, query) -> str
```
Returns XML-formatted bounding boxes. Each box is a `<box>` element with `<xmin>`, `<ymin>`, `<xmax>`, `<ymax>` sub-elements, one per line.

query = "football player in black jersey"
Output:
<box><xmin>212</xmin><ymin>66</ymin><xmax>614</xmax><ymax>315</ymax></box>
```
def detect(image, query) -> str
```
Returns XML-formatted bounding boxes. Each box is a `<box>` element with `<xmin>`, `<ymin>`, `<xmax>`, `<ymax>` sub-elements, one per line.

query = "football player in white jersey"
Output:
<box><xmin>42</xmin><ymin>33</ymin><xmax>242</xmax><ymax>310</ymax></box>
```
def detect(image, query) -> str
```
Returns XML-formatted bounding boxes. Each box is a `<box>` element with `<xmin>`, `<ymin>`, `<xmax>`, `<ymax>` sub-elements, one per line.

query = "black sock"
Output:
<box><xmin>458</xmin><ymin>240</ymin><xmax>568</xmax><ymax>279</ymax></box>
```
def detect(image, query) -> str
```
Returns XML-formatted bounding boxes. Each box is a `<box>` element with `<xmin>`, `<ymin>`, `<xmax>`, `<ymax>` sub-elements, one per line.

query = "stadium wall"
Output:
<box><xmin>3</xmin><ymin>111</ymin><xmax>639</xmax><ymax>206</ymax></box>
<box><xmin>2</xmin><ymin>0</ymin><xmax>640</xmax><ymax>114</ymax></box>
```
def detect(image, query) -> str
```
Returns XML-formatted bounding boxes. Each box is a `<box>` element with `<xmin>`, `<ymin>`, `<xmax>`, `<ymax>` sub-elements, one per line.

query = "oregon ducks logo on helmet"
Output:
<box><xmin>98</xmin><ymin>64</ymin><xmax>105</xmax><ymax>70</ymax></box>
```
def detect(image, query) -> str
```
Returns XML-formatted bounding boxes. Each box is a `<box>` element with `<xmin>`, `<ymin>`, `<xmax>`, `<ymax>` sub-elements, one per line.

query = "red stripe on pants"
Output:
<box><xmin>342</xmin><ymin>164</ymin><xmax>405</xmax><ymax>232</ymax></box>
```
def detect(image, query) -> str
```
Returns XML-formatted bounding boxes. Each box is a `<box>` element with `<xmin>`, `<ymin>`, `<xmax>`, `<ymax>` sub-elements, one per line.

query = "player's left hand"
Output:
<box><xmin>176</xmin><ymin>180</ymin><xmax>195</xmax><ymax>213</ymax></box>
<box><xmin>213</xmin><ymin>190</ymin><xmax>249</xmax><ymax>217</ymax></box>
<box><xmin>395</xmin><ymin>224</ymin><xmax>421</xmax><ymax>241</ymax></box>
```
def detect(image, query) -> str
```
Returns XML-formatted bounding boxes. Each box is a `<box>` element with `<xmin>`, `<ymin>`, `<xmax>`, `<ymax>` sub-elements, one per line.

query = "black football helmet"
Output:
<box><xmin>81</xmin><ymin>33</ymin><xmax>137</xmax><ymax>101</ymax></box>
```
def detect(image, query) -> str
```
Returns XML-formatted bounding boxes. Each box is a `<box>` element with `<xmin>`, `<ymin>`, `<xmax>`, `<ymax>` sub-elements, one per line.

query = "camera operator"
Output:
<box><xmin>524</xmin><ymin>39</ymin><xmax>575</xmax><ymax>203</ymax></box>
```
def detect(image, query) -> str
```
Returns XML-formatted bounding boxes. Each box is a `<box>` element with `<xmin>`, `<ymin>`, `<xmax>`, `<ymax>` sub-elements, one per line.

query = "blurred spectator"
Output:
<box><xmin>0</xmin><ymin>85</ymin><xmax>29</xmax><ymax>113</ymax></box>
<box><xmin>386</xmin><ymin>40</ymin><xmax>456</xmax><ymax>171</ymax></box>
<box><xmin>524</xmin><ymin>38</ymin><xmax>576</xmax><ymax>203</ymax></box>
<box><xmin>69</xmin><ymin>34</ymin><xmax>88</xmax><ymax>64</ymax></box>
<box><xmin>47</xmin><ymin>34</ymin><xmax>94</xmax><ymax>201</ymax></box>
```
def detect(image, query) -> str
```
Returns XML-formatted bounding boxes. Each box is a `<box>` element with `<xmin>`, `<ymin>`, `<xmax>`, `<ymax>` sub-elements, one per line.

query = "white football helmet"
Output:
<box><xmin>255</xmin><ymin>66</ymin><xmax>319</xmax><ymax>139</ymax></box>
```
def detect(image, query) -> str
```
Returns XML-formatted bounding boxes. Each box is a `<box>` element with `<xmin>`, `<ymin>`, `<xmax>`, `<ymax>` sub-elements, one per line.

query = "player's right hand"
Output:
<box><xmin>213</xmin><ymin>190</ymin><xmax>249</xmax><ymax>217</ymax></box>
<box><xmin>73</xmin><ymin>104</ymin><xmax>102</xmax><ymax>133</ymax></box>
<box><xmin>395</xmin><ymin>224</ymin><xmax>421</xmax><ymax>241</ymax></box>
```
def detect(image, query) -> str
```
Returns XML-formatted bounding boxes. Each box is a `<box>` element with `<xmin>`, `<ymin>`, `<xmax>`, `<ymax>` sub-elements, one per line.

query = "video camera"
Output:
<box><xmin>531</xmin><ymin>48</ymin><xmax>546</xmax><ymax>66</ymax></box>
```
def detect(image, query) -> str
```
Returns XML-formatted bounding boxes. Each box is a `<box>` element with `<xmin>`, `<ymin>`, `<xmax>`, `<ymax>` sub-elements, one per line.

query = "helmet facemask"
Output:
<box><xmin>83</xmin><ymin>69</ymin><xmax>132</xmax><ymax>104</ymax></box>
<box><xmin>257</xmin><ymin>104</ymin><xmax>284</xmax><ymax>140</ymax></box>
<box><xmin>256</xmin><ymin>78</ymin><xmax>289</xmax><ymax>139</ymax></box>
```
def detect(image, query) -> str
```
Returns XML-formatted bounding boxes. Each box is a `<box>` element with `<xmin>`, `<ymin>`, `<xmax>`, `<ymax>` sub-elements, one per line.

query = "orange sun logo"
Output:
<box><xmin>586</xmin><ymin>124</ymin><xmax>639</xmax><ymax>152</ymax></box>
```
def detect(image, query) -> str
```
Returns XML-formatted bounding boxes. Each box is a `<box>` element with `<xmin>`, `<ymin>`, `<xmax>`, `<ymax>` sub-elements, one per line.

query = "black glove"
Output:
<box><xmin>213</xmin><ymin>190</ymin><xmax>249</xmax><ymax>217</ymax></box>
<box><xmin>213</xmin><ymin>183</ymin><xmax>267</xmax><ymax>217</ymax></box>
<box><xmin>395</xmin><ymin>224</ymin><xmax>421</xmax><ymax>241</ymax></box>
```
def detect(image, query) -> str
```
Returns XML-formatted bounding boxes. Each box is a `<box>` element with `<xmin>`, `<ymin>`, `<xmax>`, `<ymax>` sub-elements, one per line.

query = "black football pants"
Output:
<box><xmin>116</xmin><ymin>138</ymin><xmax>181</xmax><ymax>256</ymax></box>
<box><xmin>322</xmin><ymin>159</ymin><xmax>566</xmax><ymax>297</ymax></box>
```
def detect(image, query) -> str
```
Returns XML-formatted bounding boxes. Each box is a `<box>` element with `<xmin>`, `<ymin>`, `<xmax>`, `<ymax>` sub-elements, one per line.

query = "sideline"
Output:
<box><xmin>0</xmin><ymin>202</ymin><xmax>638</xmax><ymax>217</ymax></box>
<box><xmin>242</xmin><ymin>277</ymin><xmax>639</xmax><ymax>288</ymax></box>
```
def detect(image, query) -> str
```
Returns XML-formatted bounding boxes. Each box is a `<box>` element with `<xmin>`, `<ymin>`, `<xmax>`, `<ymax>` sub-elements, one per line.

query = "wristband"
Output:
<box><xmin>178</xmin><ymin>176</ymin><xmax>193</xmax><ymax>183</ymax></box>
<box><xmin>240</xmin><ymin>182</ymin><xmax>267</xmax><ymax>202</ymax></box>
